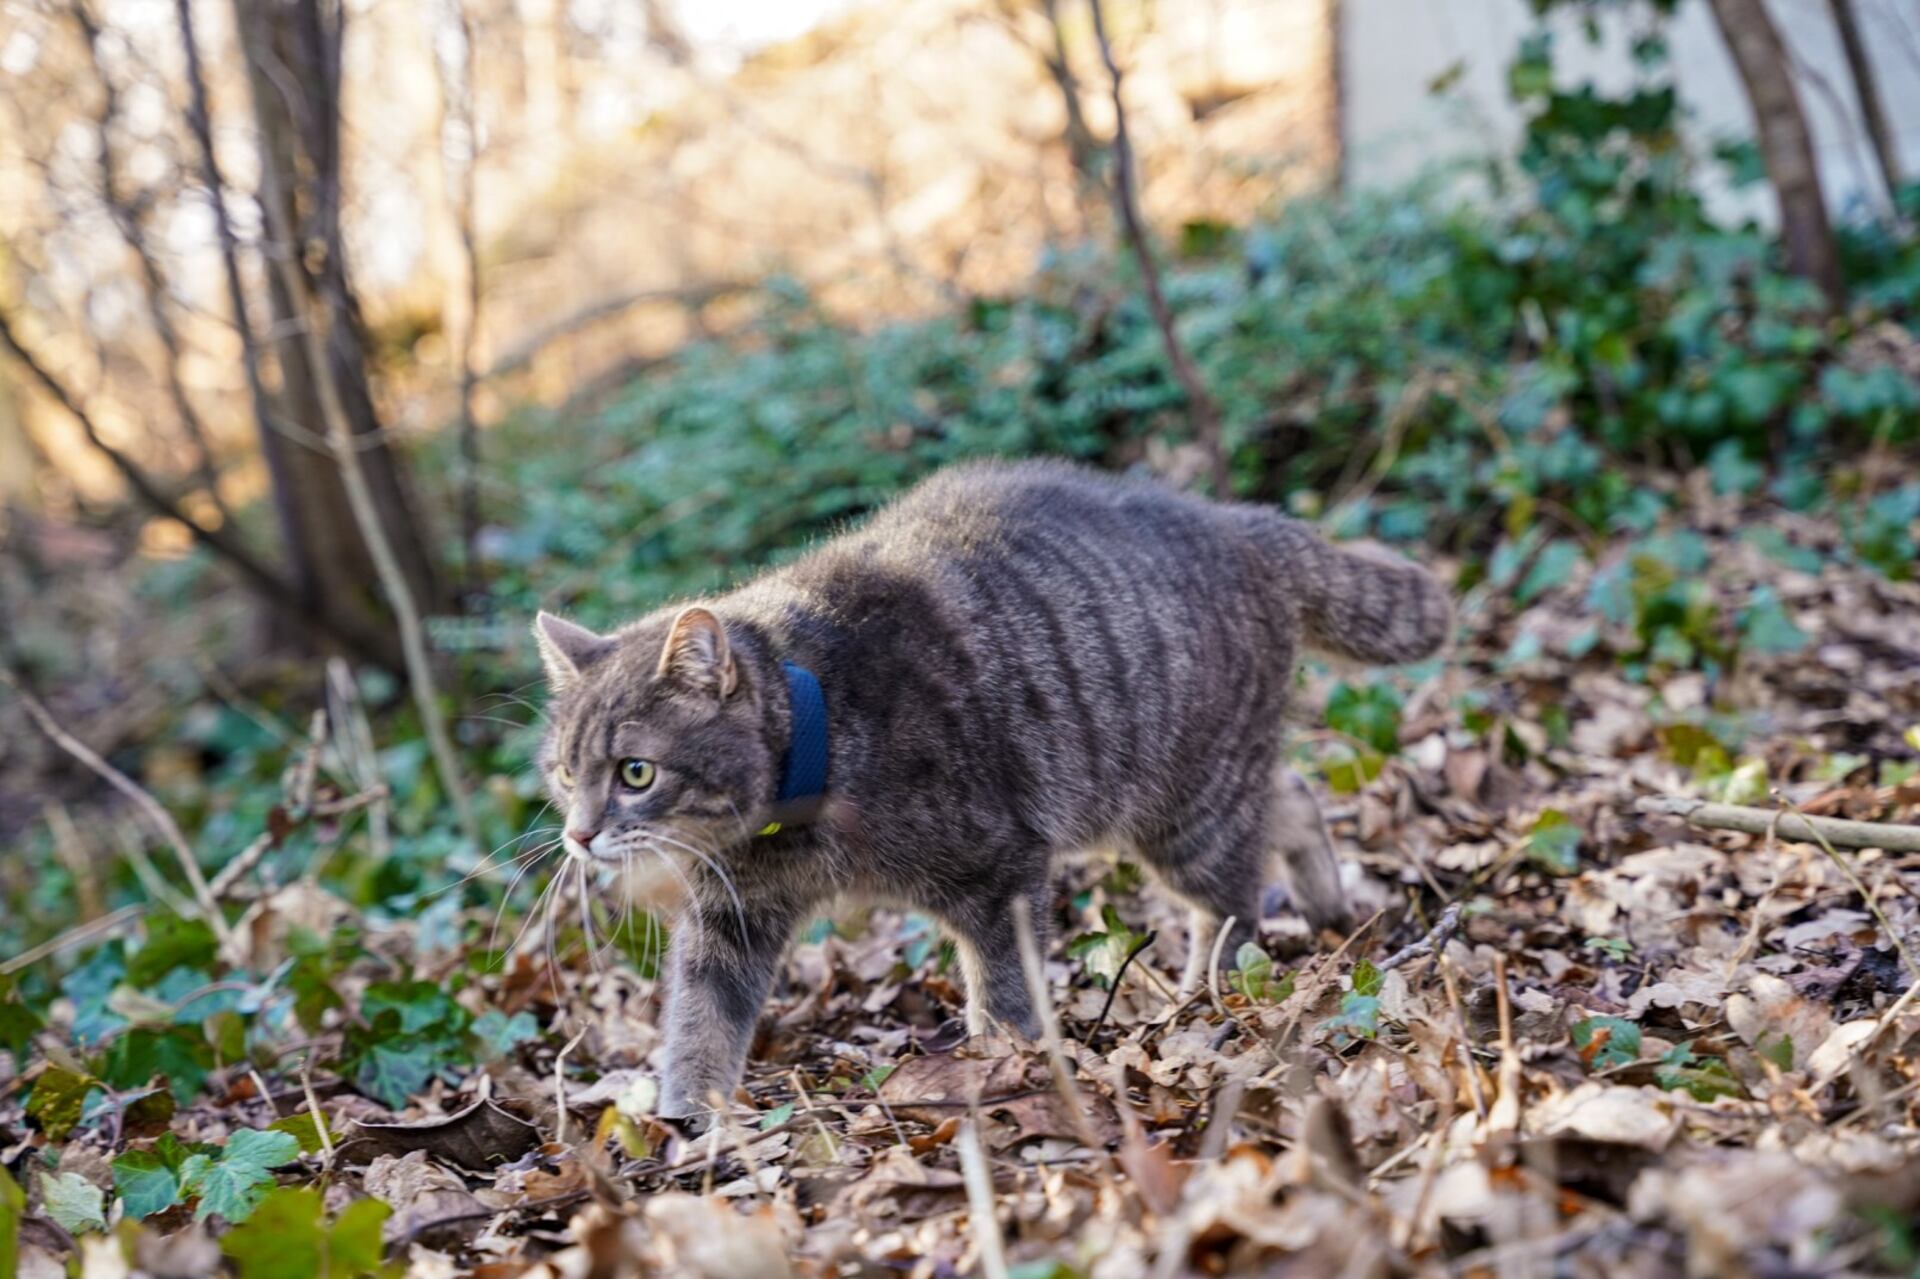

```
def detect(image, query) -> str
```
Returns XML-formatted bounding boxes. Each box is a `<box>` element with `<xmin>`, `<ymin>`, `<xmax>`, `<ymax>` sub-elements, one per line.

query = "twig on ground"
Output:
<box><xmin>958</xmin><ymin>1118</ymin><xmax>1012</xmax><ymax>1279</ymax></box>
<box><xmin>1084</xmin><ymin>928</ymin><xmax>1156</xmax><ymax>1046</ymax></box>
<box><xmin>553</xmin><ymin>1028</ymin><xmax>589</xmax><ymax>1147</ymax></box>
<box><xmin>1205</xmin><ymin>914</ymin><xmax>1238</xmax><ymax>1023</ymax></box>
<box><xmin>1441</xmin><ymin>958</ymin><xmax>1489</xmax><ymax>1121</ymax></box>
<box><xmin>1012</xmin><ymin>901</ymin><xmax>1109</xmax><ymax>1156</ymax></box>
<box><xmin>0</xmin><ymin>904</ymin><xmax>147</xmax><ymax>976</ymax></box>
<box><xmin>1380</xmin><ymin>902</ymin><xmax>1463</xmax><ymax>973</ymax></box>
<box><xmin>1637</xmin><ymin>795</ymin><xmax>1920</xmax><ymax>851</ymax></box>
<box><xmin>207</xmin><ymin>786</ymin><xmax>389</xmax><ymax>902</ymax></box>
<box><xmin>1487</xmin><ymin>954</ymin><xmax>1522</xmax><ymax>1137</ymax></box>
<box><xmin>3</xmin><ymin>670</ymin><xmax>233</xmax><ymax>952</ymax></box>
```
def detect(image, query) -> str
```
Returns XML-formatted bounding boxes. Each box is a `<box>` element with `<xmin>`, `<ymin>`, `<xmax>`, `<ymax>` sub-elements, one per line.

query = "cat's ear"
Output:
<box><xmin>657</xmin><ymin>606</ymin><xmax>737</xmax><ymax>698</ymax></box>
<box><xmin>534</xmin><ymin>611</ymin><xmax>609</xmax><ymax>691</ymax></box>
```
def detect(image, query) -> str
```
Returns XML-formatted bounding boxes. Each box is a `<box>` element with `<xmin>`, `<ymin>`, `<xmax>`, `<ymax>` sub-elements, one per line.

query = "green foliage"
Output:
<box><xmin>38</xmin><ymin>1171</ymin><xmax>106</xmax><ymax>1235</ymax></box>
<box><xmin>26</xmin><ymin>1066</ymin><xmax>96</xmax><ymax>1142</ymax></box>
<box><xmin>179</xmin><ymin>1129</ymin><xmax>302</xmax><ymax>1223</ymax></box>
<box><xmin>1572</xmin><ymin>1015</ymin><xmax>1641</xmax><ymax>1069</ymax></box>
<box><xmin>341</xmin><ymin>980</ymin><xmax>477</xmax><ymax>1109</ymax></box>
<box><xmin>1326</xmin><ymin>681</ymin><xmax>1404</xmax><ymax>754</ymax></box>
<box><xmin>1066</xmin><ymin>906</ymin><xmax>1146</xmax><ymax>990</ymax></box>
<box><xmin>1525</xmin><ymin>810</ymin><xmax>1583</xmax><ymax>875</ymax></box>
<box><xmin>268</xmin><ymin>1112</ymin><xmax>339</xmax><ymax>1157</ymax></box>
<box><xmin>1655</xmin><ymin>1042</ymin><xmax>1744</xmax><ymax>1101</ymax></box>
<box><xmin>1229</xmin><ymin>943</ymin><xmax>1293</xmax><ymax>1003</ymax></box>
<box><xmin>114</xmin><ymin>1133</ymin><xmax>200</xmax><ymax>1219</ymax></box>
<box><xmin>0</xmin><ymin>1165</ymin><xmax>21</xmax><ymax>1279</ymax></box>
<box><xmin>222</xmin><ymin>1187</ymin><xmax>391</xmax><ymax>1279</ymax></box>
<box><xmin>1322</xmin><ymin>959</ymin><xmax>1386</xmax><ymax>1045</ymax></box>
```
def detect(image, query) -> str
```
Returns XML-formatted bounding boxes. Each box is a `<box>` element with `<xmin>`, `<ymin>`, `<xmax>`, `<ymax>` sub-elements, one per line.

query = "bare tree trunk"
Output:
<box><xmin>233</xmin><ymin>0</ymin><xmax>442</xmax><ymax>635</ymax></box>
<box><xmin>1827</xmin><ymin>0</ymin><xmax>1905</xmax><ymax>201</ymax></box>
<box><xmin>1086</xmin><ymin>0</ymin><xmax>1231</xmax><ymax>498</ymax></box>
<box><xmin>1706</xmin><ymin>0</ymin><xmax>1845</xmax><ymax>311</ymax></box>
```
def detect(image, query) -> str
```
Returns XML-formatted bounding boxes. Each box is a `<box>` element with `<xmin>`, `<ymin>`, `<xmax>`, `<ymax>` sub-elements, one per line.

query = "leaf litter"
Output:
<box><xmin>1</xmin><ymin>493</ymin><xmax>1918</xmax><ymax>1276</ymax></box>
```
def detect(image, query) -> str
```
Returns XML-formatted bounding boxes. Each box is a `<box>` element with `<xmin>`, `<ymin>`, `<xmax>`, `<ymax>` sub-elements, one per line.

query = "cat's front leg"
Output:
<box><xmin>658</xmin><ymin>899</ymin><xmax>796</xmax><ymax>1122</ymax></box>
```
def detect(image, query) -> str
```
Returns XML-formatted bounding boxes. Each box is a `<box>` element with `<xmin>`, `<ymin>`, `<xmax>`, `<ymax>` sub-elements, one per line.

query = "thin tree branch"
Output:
<box><xmin>0</xmin><ymin>305</ymin><xmax>388</xmax><ymax>665</ymax></box>
<box><xmin>243</xmin><ymin>4</ymin><xmax>479</xmax><ymax>854</ymax></box>
<box><xmin>72</xmin><ymin>0</ymin><xmax>234</xmax><ymax>528</ymax></box>
<box><xmin>0</xmin><ymin>669</ymin><xmax>232</xmax><ymax>952</ymax></box>
<box><xmin>434</xmin><ymin>0</ymin><xmax>486</xmax><ymax>598</ymax></box>
<box><xmin>1827</xmin><ymin>0</ymin><xmax>1905</xmax><ymax>203</ymax></box>
<box><xmin>1086</xmin><ymin>0</ymin><xmax>1230</xmax><ymax>498</ymax></box>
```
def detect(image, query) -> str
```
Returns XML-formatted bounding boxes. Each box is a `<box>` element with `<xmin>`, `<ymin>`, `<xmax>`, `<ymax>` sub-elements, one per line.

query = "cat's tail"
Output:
<box><xmin>1237</xmin><ymin>510</ymin><xmax>1452</xmax><ymax>665</ymax></box>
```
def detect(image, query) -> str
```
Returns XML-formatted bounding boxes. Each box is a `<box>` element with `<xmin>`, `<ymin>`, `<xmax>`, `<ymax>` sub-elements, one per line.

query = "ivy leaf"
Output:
<box><xmin>38</xmin><ymin>1171</ymin><xmax>106</xmax><ymax>1235</ymax></box>
<box><xmin>1526</xmin><ymin>810</ymin><xmax>1583</xmax><ymax>875</ymax></box>
<box><xmin>1326</xmin><ymin>681</ymin><xmax>1404</xmax><ymax>754</ymax></box>
<box><xmin>181</xmin><ymin>1129</ymin><xmax>301</xmax><ymax>1223</ymax></box>
<box><xmin>361</xmin><ymin>980</ymin><xmax>465</xmax><ymax>1035</ymax></box>
<box><xmin>1351</xmin><ymin>958</ymin><xmax>1383</xmax><ymax>998</ymax></box>
<box><xmin>26</xmin><ymin>1066</ymin><xmax>97</xmax><ymax>1142</ymax></box>
<box><xmin>0</xmin><ymin>977</ymin><xmax>44</xmax><ymax>1061</ymax></box>
<box><xmin>1654</xmin><ymin>1041</ymin><xmax>1744</xmax><ymax>1101</ymax></box>
<box><xmin>349</xmin><ymin>1032</ymin><xmax>441</xmax><ymax>1110</ymax></box>
<box><xmin>101</xmin><ymin>1026</ymin><xmax>215</xmax><ymax>1103</ymax></box>
<box><xmin>113</xmin><ymin>1134</ymin><xmax>193</xmax><ymax>1219</ymax></box>
<box><xmin>1739</xmin><ymin>586</ymin><xmax>1808</xmax><ymax>656</ymax></box>
<box><xmin>1230</xmin><ymin>943</ymin><xmax>1280</xmax><ymax>1001</ymax></box>
<box><xmin>1321</xmin><ymin>746</ymin><xmax>1385</xmax><ymax>794</ymax></box>
<box><xmin>268</xmin><ymin>1111</ymin><xmax>339</xmax><ymax>1156</ymax></box>
<box><xmin>221</xmin><ymin>1186</ymin><xmax>323</xmax><ymax>1279</ymax></box>
<box><xmin>1322</xmin><ymin>993</ymin><xmax>1380</xmax><ymax>1045</ymax></box>
<box><xmin>327</xmin><ymin>1198</ymin><xmax>391</xmax><ymax>1274</ymax></box>
<box><xmin>472</xmin><ymin>1009</ymin><xmax>540</xmax><ymax>1060</ymax></box>
<box><xmin>1572</xmin><ymin>1016</ymin><xmax>1642</xmax><ymax>1070</ymax></box>
<box><xmin>1</xmin><ymin>1165</ymin><xmax>22</xmax><ymax>1279</ymax></box>
<box><xmin>127</xmin><ymin>913</ymin><xmax>219</xmax><ymax>988</ymax></box>
<box><xmin>1064</xmin><ymin>906</ymin><xmax>1142</xmax><ymax>989</ymax></box>
<box><xmin>1757</xmin><ymin>1032</ymin><xmax>1795</xmax><ymax>1072</ymax></box>
<box><xmin>221</xmin><ymin>1186</ymin><xmax>392</xmax><ymax>1279</ymax></box>
<box><xmin>1517</xmin><ymin>538</ymin><xmax>1583</xmax><ymax>603</ymax></box>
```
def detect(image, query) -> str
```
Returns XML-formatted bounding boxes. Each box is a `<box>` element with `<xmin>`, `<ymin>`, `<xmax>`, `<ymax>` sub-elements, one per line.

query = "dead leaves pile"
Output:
<box><xmin>4</xmin><ymin>497</ymin><xmax>1920</xmax><ymax>1278</ymax></box>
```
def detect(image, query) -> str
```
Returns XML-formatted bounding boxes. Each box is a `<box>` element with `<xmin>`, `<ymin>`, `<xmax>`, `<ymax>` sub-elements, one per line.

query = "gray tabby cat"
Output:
<box><xmin>533</xmin><ymin>460</ymin><xmax>1449</xmax><ymax>1119</ymax></box>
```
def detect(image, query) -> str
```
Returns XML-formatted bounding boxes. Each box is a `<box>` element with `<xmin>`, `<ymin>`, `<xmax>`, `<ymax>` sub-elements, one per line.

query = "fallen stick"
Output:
<box><xmin>1380</xmin><ymin>902</ymin><xmax>1463</xmax><ymax>972</ymax></box>
<box><xmin>0</xmin><ymin>903</ymin><xmax>147</xmax><ymax>976</ymax></box>
<box><xmin>1636</xmin><ymin>796</ymin><xmax>1920</xmax><ymax>852</ymax></box>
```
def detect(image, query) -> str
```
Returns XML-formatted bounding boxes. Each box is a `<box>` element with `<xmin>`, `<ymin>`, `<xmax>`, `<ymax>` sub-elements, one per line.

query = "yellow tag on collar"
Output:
<box><xmin>758</xmin><ymin>821</ymin><xmax>782</xmax><ymax>837</ymax></box>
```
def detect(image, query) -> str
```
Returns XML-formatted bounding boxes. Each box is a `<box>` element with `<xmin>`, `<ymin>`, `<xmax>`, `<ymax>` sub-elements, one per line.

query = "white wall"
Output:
<box><xmin>1340</xmin><ymin>0</ymin><xmax>1920</xmax><ymax>223</ymax></box>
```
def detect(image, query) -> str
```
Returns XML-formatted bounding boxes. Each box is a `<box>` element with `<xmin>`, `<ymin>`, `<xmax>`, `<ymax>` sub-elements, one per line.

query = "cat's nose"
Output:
<box><xmin>567</xmin><ymin>827</ymin><xmax>598</xmax><ymax>847</ymax></box>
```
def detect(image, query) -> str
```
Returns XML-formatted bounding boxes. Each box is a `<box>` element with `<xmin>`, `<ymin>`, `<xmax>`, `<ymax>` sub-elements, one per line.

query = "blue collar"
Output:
<box><xmin>773</xmin><ymin>660</ymin><xmax>829</xmax><ymax>808</ymax></box>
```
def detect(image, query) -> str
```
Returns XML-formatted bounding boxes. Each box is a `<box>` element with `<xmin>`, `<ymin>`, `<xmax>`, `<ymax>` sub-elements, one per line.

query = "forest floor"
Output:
<box><xmin>4</xmin><ymin>478</ymin><xmax>1920</xmax><ymax>1278</ymax></box>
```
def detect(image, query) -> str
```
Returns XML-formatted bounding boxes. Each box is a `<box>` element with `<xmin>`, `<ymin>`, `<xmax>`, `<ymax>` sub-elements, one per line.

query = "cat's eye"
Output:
<box><xmin>554</xmin><ymin>764</ymin><xmax>574</xmax><ymax>789</ymax></box>
<box><xmin>618</xmin><ymin>758</ymin><xmax>656</xmax><ymax>790</ymax></box>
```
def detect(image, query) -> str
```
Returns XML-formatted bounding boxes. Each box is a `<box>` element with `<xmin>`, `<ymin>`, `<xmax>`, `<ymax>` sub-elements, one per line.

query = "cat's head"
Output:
<box><xmin>532</xmin><ymin>607</ymin><xmax>777</xmax><ymax>866</ymax></box>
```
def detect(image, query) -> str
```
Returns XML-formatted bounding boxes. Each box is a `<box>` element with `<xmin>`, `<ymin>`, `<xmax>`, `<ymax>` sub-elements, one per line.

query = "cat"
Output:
<box><xmin>532</xmin><ymin>459</ymin><xmax>1449</xmax><ymax>1119</ymax></box>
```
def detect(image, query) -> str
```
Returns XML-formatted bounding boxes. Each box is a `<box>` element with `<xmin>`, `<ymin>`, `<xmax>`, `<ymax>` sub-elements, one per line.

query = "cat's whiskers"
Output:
<box><xmin>494</xmin><ymin>838</ymin><xmax>566</xmax><ymax>956</ymax></box>
<box><xmin>647</xmin><ymin>830</ymin><xmax>749</xmax><ymax>942</ymax></box>
<box><xmin>435</xmin><ymin>820</ymin><xmax>562</xmax><ymax>900</ymax></box>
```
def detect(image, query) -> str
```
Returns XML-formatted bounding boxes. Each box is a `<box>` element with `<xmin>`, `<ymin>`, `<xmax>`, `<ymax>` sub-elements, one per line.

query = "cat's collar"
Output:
<box><xmin>758</xmin><ymin>660</ymin><xmax>828</xmax><ymax>836</ymax></box>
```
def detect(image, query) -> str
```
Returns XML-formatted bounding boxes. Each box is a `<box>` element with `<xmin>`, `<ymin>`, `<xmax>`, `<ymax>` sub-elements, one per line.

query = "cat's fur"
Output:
<box><xmin>533</xmin><ymin>460</ymin><xmax>1449</xmax><ymax>1118</ymax></box>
